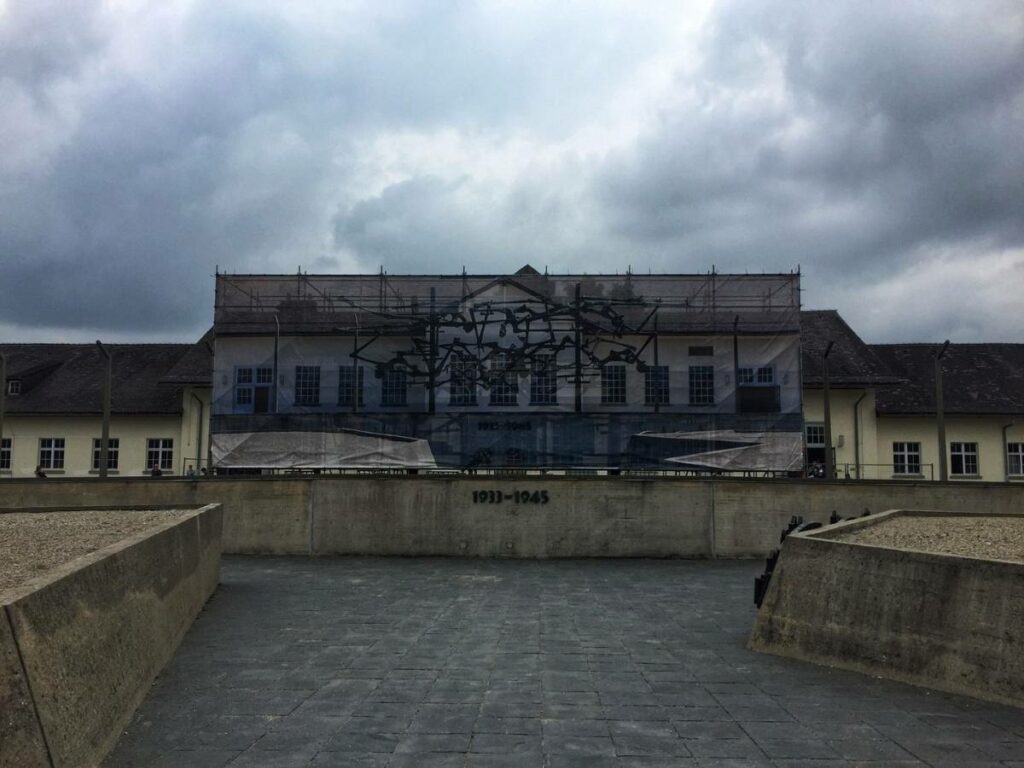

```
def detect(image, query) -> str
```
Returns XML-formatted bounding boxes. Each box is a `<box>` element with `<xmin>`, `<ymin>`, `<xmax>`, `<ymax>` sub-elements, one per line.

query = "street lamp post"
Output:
<box><xmin>935</xmin><ymin>340</ymin><xmax>950</xmax><ymax>482</ymax></box>
<box><xmin>822</xmin><ymin>340</ymin><xmax>835</xmax><ymax>480</ymax></box>
<box><xmin>0</xmin><ymin>352</ymin><xmax>6</xmax><ymax>470</ymax></box>
<box><xmin>96</xmin><ymin>341</ymin><xmax>112</xmax><ymax>478</ymax></box>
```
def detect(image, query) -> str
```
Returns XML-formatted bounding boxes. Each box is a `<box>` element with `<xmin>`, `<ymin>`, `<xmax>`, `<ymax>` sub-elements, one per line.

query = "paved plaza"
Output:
<box><xmin>106</xmin><ymin>557</ymin><xmax>1024</xmax><ymax>767</ymax></box>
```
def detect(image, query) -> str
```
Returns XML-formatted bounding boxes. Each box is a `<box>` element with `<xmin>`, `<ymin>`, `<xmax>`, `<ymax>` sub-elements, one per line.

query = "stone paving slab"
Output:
<box><xmin>105</xmin><ymin>557</ymin><xmax>1024</xmax><ymax>767</ymax></box>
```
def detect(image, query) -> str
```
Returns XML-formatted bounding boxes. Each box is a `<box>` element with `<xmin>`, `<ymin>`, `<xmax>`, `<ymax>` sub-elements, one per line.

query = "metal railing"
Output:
<box><xmin>837</xmin><ymin>463</ymin><xmax>935</xmax><ymax>481</ymax></box>
<box><xmin>208</xmin><ymin>465</ymin><xmax>799</xmax><ymax>478</ymax></box>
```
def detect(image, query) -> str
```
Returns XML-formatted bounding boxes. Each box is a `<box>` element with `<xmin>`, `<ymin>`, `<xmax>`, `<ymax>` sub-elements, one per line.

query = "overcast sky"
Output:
<box><xmin>1</xmin><ymin>0</ymin><xmax>1022</xmax><ymax>344</ymax></box>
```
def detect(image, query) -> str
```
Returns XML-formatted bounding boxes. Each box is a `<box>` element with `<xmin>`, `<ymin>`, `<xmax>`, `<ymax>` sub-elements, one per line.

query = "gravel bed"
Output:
<box><xmin>829</xmin><ymin>514</ymin><xmax>1024</xmax><ymax>563</ymax></box>
<box><xmin>0</xmin><ymin>510</ymin><xmax>191</xmax><ymax>594</ymax></box>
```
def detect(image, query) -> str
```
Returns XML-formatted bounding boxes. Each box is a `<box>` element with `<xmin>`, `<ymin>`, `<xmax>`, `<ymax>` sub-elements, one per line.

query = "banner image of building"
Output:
<box><xmin>210</xmin><ymin>268</ymin><xmax>804</xmax><ymax>472</ymax></box>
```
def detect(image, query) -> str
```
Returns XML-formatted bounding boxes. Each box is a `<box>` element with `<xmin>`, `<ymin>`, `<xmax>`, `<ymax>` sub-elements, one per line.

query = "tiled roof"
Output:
<box><xmin>1</xmin><ymin>343</ymin><xmax>200</xmax><ymax>415</ymax></box>
<box><xmin>870</xmin><ymin>344</ymin><xmax>1024</xmax><ymax>415</ymax></box>
<box><xmin>160</xmin><ymin>330</ymin><xmax>213</xmax><ymax>385</ymax></box>
<box><xmin>800</xmin><ymin>310</ymin><xmax>901</xmax><ymax>387</ymax></box>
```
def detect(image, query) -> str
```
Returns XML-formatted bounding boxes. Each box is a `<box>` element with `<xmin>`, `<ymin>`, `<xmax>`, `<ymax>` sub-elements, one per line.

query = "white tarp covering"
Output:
<box><xmin>635</xmin><ymin>430</ymin><xmax>804</xmax><ymax>472</ymax></box>
<box><xmin>212</xmin><ymin>429</ymin><xmax>437</xmax><ymax>469</ymax></box>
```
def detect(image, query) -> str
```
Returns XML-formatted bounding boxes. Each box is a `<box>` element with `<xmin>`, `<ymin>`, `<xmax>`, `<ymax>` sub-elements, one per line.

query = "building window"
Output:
<box><xmin>449</xmin><ymin>355</ymin><xmax>477</xmax><ymax>406</ymax></box>
<box><xmin>806</xmin><ymin>424</ymin><xmax>825</xmax><ymax>446</ymax></box>
<box><xmin>235</xmin><ymin>366</ymin><xmax>273</xmax><ymax>412</ymax></box>
<box><xmin>146</xmin><ymin>438</ymin><xmax>174</xmax><ymax>471</ymax></box>
<box><xmin>689</xmin><ymin>345</ymin><xmax>713</xmax><ymax>357</ymax></box>
<box><xmin>645</xmin><ymin>365</ymin><xmax>669</xmax><ymax>405</ymax></box>
<box><xmin>950</xmin><ymin>442</ymin><xmax>979</xmax><ymax>476</ymax></box>
<box><xmin>600</xmin><ymin>364</ymin><xmax>626</xmax><ymax>405</ymax></box>
<box><xmin>294</xmin><ymin>366</ymin><xmax>321</xmax><ymax>406</ymax></box>
<box><xmin>381</xmin><ymin>369</ymin><xmax>408</xmax><ymax>407</ymax></box>
<box><xmin>688</xmin><ymin>365</ymin><xmax>715</xmax><ymax>405</ymax></box>
<box><xmin>338</xmin><ymin>366</ymin><xmax>365</xmax><ymax>407</ymax></box>
<box><xmin>92</xmin><ymin>438</ymin><xmax>120</xmax><ymax>471</ymax></box>
<box><xmin>235</xmin><ymin>371</ymin><xmax>253</xmax><ymax>405</ymax></box>
<box><xmin>39</xmin><ymin>438</ymin><xmax>65</xmax><ymax>470</ymax></box>
<box><xmin>233</xmin><ymin>368</ymin><xmax>272</xmax><ymax>411</ymax></box>
<box><xmin>488</xmin><ymin>352</ymin><xmax>518</xmax><ymax>406</ymax></box>
<box><xmin>892</xmin><ymin>442</ymin><xmax>921</xmax><ymax>475</ymax></box>
<box><xmin>1009</xmin><ymin>443</ymin><xmax>1024</xmax><ymax>476</ymax></box>
<box><xmin>805</xmin><ymin>423</ymin><xmax>826</xmax><ymax>466</ymax></box>
<box><xmin>530</xmin><ymin>355</ymin><xmax>557</xmax><ymax>405</ymax></box>
<box><xmin>235</xmin><ymin>367</ymin><xmax>253</xmax><ymax>403</ymax></box>
<box><xmin>7</xmin><ymin>380</ymin><xmax>21</xmax><ymax>396</ymax></box>
<box><xmin>739</xmin><ymin>366</ymin><xmax>774</xmax><ymax>385</ymax></box>
<box><xmin>0</xmin><ymin>437</ymin><xmax>10</xmax><ymax>470</ymax></box>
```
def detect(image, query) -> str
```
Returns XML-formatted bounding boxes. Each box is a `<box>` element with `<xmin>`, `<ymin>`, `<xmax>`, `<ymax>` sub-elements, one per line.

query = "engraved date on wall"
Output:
<box><xmin>472</xmin><ymin>490</ymin><xmax>550</xmax><ymax>504</ymax></box>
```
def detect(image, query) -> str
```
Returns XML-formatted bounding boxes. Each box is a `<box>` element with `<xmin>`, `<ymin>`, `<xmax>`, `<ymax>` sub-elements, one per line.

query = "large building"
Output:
<box><xmin>798</xmin><ymin>312</ymin><xmax>1024</xmax><ymax>482</ymax></box>
<box><xmin>870</xmin><ymin>343</ymin><xmax>1024</xmax><ymax>482</ymax></box>
<box><xmin>0</xmin><ymin>341</ymin><xmax>211</xmax><ymax>478</ymax></box>
<box><xmin>211</xmin><ymin>269</ymin><xmax>805</xmax><ymax>471</ymax></box>
<box><xmin>3</xmin><ymin>271</ymin><xmax>1019</xmax><ymax>482</ymax></box>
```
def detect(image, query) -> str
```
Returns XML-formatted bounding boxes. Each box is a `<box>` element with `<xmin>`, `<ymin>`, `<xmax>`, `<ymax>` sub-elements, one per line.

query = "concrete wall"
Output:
<box><xmin>309</xmin><ymin>477</ymin><xmax>714</xmax><ymax>558</ymax></box>
<box><xmin>0</xmin><ymin>611</ymin><xmax>49</xmax><ymax>767</ymax></box>
<box><xmin>0</xmin><ymin>504</ymin><xmax>222</xmax><ymax>768</ymax></box>
<box><xmin>749</xmin><ymin>511</ymin><xmax>1024</xmax><ymax>708</ymax></box>
<box><xmin>0</xmin><ymin>476</ymin><xmax>1022</xmax><ymax>558</ymax></box>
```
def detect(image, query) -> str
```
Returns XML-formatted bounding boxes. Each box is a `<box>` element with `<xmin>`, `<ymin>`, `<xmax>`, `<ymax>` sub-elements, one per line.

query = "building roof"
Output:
<box><xmin>1</xmin><ymin>342</ymin><xmax>210</xmax><ymax>416</ymax></box>
<box><xmin>800</xmin><ymin>310</ymin><xmax>901</xmax><ymax>388</ymax></box>
<box><xmin>160</xmin><ymin>329</ymin><xmax>214</xmax><ymax>385</ymax></box>
<box><xmin>870</xmin><ymin>343</ymin><xmax>1024</xmax><ymax>415</ymax></box>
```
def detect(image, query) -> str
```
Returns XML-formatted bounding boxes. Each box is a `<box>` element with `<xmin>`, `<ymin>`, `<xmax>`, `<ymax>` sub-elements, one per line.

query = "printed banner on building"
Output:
<box><xmin>210</xmin><ymin>270</ymin><xmax>804</xmax><ymax>471</ymax></box>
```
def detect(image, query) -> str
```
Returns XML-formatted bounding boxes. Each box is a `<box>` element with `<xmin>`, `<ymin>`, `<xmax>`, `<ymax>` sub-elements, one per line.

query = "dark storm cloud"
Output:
<box><xmin>0</xmin><ymin>0</ymin><xmax>677</xmax><ymax>339</ymax></box>
<box><xmin>593</xmin><ymin>0</ymin><xmax>1024</xmax><ymax>339</ymax></box>
<box><xmin>1</xmin><ymin>0</ymin><xmax>1022</xmax><ymax>342</ymax></box>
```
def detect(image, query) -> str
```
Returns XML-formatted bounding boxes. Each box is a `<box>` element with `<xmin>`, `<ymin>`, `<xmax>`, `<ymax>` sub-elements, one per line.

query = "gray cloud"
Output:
<box><xmin>0</xmin><ymin>0</ymin><xmax>1022</xmax><ymax>343</ymax></box>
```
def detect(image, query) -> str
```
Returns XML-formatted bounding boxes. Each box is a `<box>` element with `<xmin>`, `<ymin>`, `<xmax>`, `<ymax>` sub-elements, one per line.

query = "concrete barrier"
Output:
<box><xmin>749</xmin><ymin>510</ymin><xmax>1024</xmax><ymax>708</ymax></box>
<box><xmin>0</xmin><ymin>475</ymin><xmax>1022</xmax><ymax>557</ymax></box>
<box><xmin>0</xmin><ymin>613</ymin><xmax>49</xmax><ymax>767</ymax></box>
<box><xmin>0</xmin><ymin>504</ymin><xmax>222</xmax><ymax>768</ymax></box>
<box><xmin>309</xmin><ymin>477</ymin><xmax>714</xmax><ymax>557</ymax></box>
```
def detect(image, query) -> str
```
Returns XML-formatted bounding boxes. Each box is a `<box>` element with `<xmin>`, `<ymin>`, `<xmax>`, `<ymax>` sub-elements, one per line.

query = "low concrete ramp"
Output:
<box><xmin>749</xmin><ymin>510</ymin><xmax>1024</xmax><ymax>708</ymax></box>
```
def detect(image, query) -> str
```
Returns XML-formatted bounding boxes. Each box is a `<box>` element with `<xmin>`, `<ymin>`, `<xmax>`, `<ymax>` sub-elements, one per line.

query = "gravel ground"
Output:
<box><xmin>0</xmin><ymin>510</ymin><xmax>190</xmax><ymax>593</ymax></box>
<box><xmin>830</xmin><ymin>514</ymin><xmax>1024</xmax><ymax>563</ymax></box>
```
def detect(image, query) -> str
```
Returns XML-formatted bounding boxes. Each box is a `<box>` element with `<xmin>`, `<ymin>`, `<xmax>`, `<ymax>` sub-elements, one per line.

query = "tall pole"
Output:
<box><xmin>95</xmin><ymin>341</ymin><xmax>112</xmax><ymax>478</ymax></box>
<box><xmin>935</xmin><ymin>340</ymin><xmax>950</xmax><ymax>482</ymax></box>
<box><xmin>732</xmin><ymin>315</ymin><xmax>740</xmax><ymax>412</ymax></box>
<box><xmin>190</xmin><ymin>392</ymin><xmax>205</xmax><ymax>474</ymax></box>
<box><xmin>573</xmin><ymin>283</ymin><xmax>582</xmax><ymax>413</ymax></box>
<box><xmin>428</xmin><ymin>287</ymin><xmax>437</xmax><ymax>414</ymax></box>
<box><xmin>853</xmin><ymin>392</ymin><xmax>867</xmax><ymax>479</ymax></box>
<box><xmin>0</xmin><ymin>352</ymin><xmax>6</xmax><ymax>467</ymax></box>
<box><xmin>273</xmin><ymin>314</ymin><xmax>280</xmax><ymax>413</ymax></box>
<box><xmin>653</xmin><ymin>312</ymin><xmax>660</xmax><ymax>414</ymax></box>
<box><xmin>1003</xmin><ymin>422</ymin><xmax>1015</xmax><ymax>482</ymax></box>
<box><xmin>822</xmin><ymin>340</ymin><xmax>834</xmax><ymax>480</ymax></box>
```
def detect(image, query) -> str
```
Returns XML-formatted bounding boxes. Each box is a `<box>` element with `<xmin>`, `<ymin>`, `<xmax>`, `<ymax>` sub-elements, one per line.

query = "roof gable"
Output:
<box><xmin>461</xmin><ymin>277</ymin><xmax>550</xmax><ymax>305</ymax></box>
<box><xmin>800</xmin><ymin>310</ymin><xmax>900</xmax><ymax>387</ymax></box>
